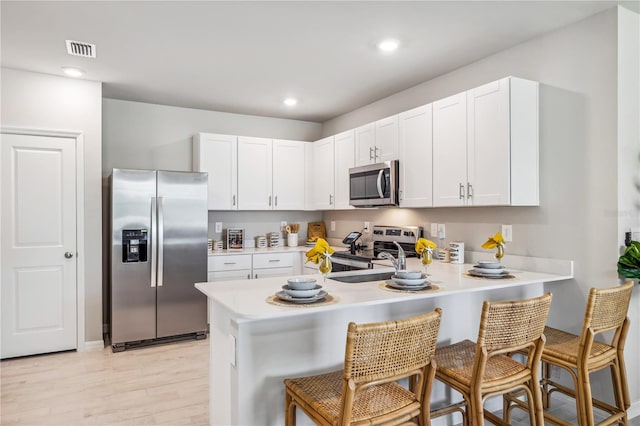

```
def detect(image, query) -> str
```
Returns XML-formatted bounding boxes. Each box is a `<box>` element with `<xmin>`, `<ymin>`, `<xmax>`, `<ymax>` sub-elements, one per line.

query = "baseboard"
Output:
<box><xmin>83</xmin><ymin>340</ymin><xmax>105</xmax><ymax>351</ymax></box>
<box><xmin>629</xmin><ymin>400</ymin><xmax>640</xmax><ymax>419</ymax></box>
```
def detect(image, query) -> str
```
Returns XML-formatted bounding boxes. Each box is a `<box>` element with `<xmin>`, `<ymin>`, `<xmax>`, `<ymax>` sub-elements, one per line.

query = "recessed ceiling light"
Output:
<box><xmin>283</xmin><ymin>98</ymin><xmax>298</xmax><ymax>107</ymax></box>
<box><xmin>377</xmin><ymin>39</ymin><xmax>399</xmax><ymax>52</ymax></box>
<box><xmin>62</xmin><ymin>67</ymin><xmax>85</xmax><ymax>78</ymax></box>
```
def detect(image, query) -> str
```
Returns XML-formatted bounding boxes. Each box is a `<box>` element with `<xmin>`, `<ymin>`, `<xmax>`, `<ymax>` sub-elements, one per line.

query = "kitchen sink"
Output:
<box><xmin>330</xmin><ymin>271</ymin><xmax>395</xmax><ymax>283</ymax></box>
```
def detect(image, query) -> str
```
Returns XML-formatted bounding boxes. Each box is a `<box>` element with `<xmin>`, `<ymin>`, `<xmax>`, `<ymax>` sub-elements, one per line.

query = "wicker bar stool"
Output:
<box><xmin>506</xmin><ymin>281</ymin><xmax>634</xmax><ymax>426</ymax></box>
<box><xmin>432</xmin><ymin>293</ymin><xmax>552</xmax><ymax>426</ymax></box>
<box><xmin>284</xmin><ymin>309</ymin><xmax>442</xmax><ymax>426</ymax></box>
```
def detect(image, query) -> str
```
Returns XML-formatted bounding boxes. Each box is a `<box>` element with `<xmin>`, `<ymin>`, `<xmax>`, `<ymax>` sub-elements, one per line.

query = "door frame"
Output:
<box><xmin>1</xmin><ymin>126</ymin><xmax>87</xmax><ymax>352</ymax></box>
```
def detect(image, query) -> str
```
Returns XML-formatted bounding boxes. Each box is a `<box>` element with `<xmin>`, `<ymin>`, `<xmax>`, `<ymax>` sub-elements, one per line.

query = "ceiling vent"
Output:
<box><xmin>65</xmin><ymin>40</ymin><xmax>96</xmax><ymax>58</ymax></box>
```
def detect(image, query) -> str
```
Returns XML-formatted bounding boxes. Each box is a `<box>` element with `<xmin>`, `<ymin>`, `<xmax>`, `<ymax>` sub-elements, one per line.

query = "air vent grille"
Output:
<box><xmin>65</xmin><ymin>40</ymin><xmax>96</xmax><ymax>58</ymax></box>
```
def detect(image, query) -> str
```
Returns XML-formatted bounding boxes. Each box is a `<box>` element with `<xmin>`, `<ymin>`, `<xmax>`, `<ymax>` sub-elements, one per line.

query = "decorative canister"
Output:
<box><xmin>450</xmin><ymin>241</ymin><xmax>465</xmax><ymax>264</ymax></box>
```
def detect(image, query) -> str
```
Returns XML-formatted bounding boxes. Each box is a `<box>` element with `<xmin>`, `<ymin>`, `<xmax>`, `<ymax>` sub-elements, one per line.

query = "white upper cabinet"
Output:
<box><xmin>272</xmin><ymin>140</ymin><xmax>306</xmax><ymax>210</ymax></box>
<box><xmin>333</xmin><ymin>130</ymin><xmax>355</xmax><ymax>210</ymax></box>
<box><xmin>433</xmin><ymin>92</ymin><xmax>468</xmax><ymax>207</ymax></box>
<box><xmin>399</xmin><ymin>104</ymin><xmax>433</xmax><ymax>208</ymax></box>
<box><xmin>355</xmin><ymin>115</ymin><xmax>399</xmax><ymax>166</ymax></box>
<box><xmin>311</xmin><ymin>136</ymin><xmax>335</xmax><ymax>210</ymax></box>
<box><xmin>237</xmin><ymin>136</ymin><xmax>273</xmax><ymax>210</ymax></box>
<box><xmin>304</xmin><ymin>142</ymin><xmax>315</xmax><ymax>210</ymax></box>
<box><xmin>433</xmin><ymin>77</ymin><xmax>539</xmax><ymax>207</ymax></box>
<box><xmin>193</xmin><ymin>133</ymin><xmax>238</xmax><ymax>210</ymax></box>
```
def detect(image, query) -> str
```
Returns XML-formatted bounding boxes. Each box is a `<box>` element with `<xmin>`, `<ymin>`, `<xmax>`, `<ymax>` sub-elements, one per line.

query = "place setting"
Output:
<box><xmin>267</xmin><ymin>277</ymin><xmax>338</xmax><ymax>307</ymax></box>
<box><xmin>381</xmin><ymin>270</ymin><xmax>440</xmax><ymax>293</ymax></box>
<box><xmin>465</xmin><ymin>260</ymin><xmax>515</xmax><ymax>279</ymax></box>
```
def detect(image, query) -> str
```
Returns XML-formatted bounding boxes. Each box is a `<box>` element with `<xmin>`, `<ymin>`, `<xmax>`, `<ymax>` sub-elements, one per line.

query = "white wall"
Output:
<box><xmin>1</xmin><ymin>68</ymin><xmax>103</xmax><ymax>343</ymax></box>
<box><xmin>322</xmin><ymin>6</ymin><xmax>640</xmax><ymax>410</ymax></box>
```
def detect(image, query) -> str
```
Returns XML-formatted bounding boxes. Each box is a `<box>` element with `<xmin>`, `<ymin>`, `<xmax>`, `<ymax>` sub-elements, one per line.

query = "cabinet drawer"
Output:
<box><xmin>252</xmin><ymin>252</ymin><xmax>296</xmax><ymax>269</ymax></box>
<box><xmin>208</xmin><ymin>254</ymin><xmax>252</xmax><ymax>271</ymax></box>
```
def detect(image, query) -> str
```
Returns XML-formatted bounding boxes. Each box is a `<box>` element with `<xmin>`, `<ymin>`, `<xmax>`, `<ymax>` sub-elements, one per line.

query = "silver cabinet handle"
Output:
<box><xmin>157</xmin><ymin>197</ymin><xmax>164</xmax><ymax>287</ymax></box>
<box><xmin>329</xmin><ymin>194</ymin><xmax>333</xmax><ymax>205</ymax></box>
<box><xmin>232</xmin><ymin>194</ymin><xmax>236</xmax><ymax>206</ymax></box>
<box><xmin>64</xmin><ymin>251</ymin><xmax>74</xmax><ymax>259</ymax></box>
<box><xmin>374</xmin><ymin>146</ymin><xmax>380</xmax><ymax>161</ymax></box>
<box><xmin>255</xmin><ymin>274</ymin><xmax>258</xmax><ymax>279</ymax></box>
<box><xmin>269</xmin><ymin>259</ymin><xmax>280</xmax><ymax>262</ymax></box>
<box><xmin>369</xmin><ymin>146</ymin><xmax>374</xmax><ymax>160</ymax></box>
<box><xmin>398</xmin><ymin>189</ymin><xmax>403</xmax><ymax>201</ymax></box>
<box><xmin>467</xmin><ymin>182</ymin><xmax>473</xmax><ymax>199</ymax></box>
<box><xmin>224</xmin><ymin>262</ymin><xmax>237</xmax><ymax>265</ymax></box>
<box><xmin>275</xmin><ymin>195</ymin><xmax>278</xmax><ymax>207</ymax></box>
<box><xmin>247</xmin><ymin>274</ymin><xmax>251</xmax><ymax>279</ymax></box>
<box><xmin>150</xmin><ymin>197</ymin><xmax>157</xmax><ymax>288</ymax></box>
<box><xmin>268</xmin><ymin>195</ymin><xmax>272</xmax><ymax>206</ymax></box>
<box><xmin>459</xmin><ymin>183</ymin><xmax>465</xmax><ymax>200</ymax></box>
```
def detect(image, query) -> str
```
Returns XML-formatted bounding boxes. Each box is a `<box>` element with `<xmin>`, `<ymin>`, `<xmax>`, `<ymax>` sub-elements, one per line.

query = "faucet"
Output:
<box><xmin>377</xmin><ymin>241</ymin><xmax>407</xmax><ymax>271</ymax></box>
<box><xmin>393</xmin><ymin>241</ymin><xmax>407</xmax><ymax>271</ymax></box>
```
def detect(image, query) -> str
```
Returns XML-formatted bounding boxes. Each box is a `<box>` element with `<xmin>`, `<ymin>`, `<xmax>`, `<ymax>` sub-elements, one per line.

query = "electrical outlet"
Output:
<box><xmin>330</xmin><ymin>221</ymin><xmax>336</xmax><ymax>231</ymax></box>
<box><xmin>364</xmin><ymin>222</ymin><xmax>370</xmax><ymax>233</ymax></box>
<box><xmin>281</xmin><ymin>221</ymin><xmax>287</xmax><ymax>230</ymax></box>
<box><xmin>501</xmin><ymin>224</ymin><xmax>513</xmax><ymax>242</ymax></box>
<box><xmin>430</xmin><ymin>223</ymin><xmax>438</xmax><ymax>237</ymax></box>
<box><xmin>437</xmin><ymin>223</ymin><xmax>446</xmax><ymax>239</ymax></box>
<box><xmin>215</xmin><ymin>222</ymin><xmax>222</xmax><ymax>233</ymax></box>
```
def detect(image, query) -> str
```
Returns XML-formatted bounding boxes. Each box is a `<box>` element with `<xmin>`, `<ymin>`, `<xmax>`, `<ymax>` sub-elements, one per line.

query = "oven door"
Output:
<box><xmin>349</xmin><ymin>161</ymin><xmax>398</xmax><ymax>207</ymax></box>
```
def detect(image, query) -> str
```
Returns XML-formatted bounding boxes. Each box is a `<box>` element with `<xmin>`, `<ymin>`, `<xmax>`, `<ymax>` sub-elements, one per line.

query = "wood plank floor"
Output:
<box><xmin>2</xmin><ymin>338</ymin><xmax>639</xmax><ymax>425</ymax></box>
<box><xmin>1</xmin><ymin>339</ymin><xmax>209</xmax><ymax>425</ymax></box>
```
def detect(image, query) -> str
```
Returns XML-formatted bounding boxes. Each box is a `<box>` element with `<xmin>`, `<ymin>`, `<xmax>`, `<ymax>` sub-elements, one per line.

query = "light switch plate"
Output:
<box><xmin>501</xmin><ymin>224</ymin><xmax>513</xmax><ymax>242</ymax></box>
<box><xmin>331</xmin><ymin>221</ymin><xmax>336</xmax><ymax>231</ymax></box>
<box><xmin>364</xmin><ymin>222</ymin><xmax>370</xmax><ymax>233</ymax></box>
<box><xmin>430</xmin><ymin>223</ymin><xmax>438</xmax><ymax>237</ymax></box>
<box><xmin>215</xmin><ymin>222</ymin><xmax>222</xmax><ymax>233</ymax></box>
<box><xmin>437</xmin><ymin>223</ymin><xmax>446</xmax><ymax>239</ymax></box>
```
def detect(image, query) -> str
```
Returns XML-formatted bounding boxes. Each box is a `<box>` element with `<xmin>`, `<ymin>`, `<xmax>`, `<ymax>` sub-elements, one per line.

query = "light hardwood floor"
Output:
<box><xmin>1</xmin><ymin>339</ymin><xmax>209</xmax><ymax>425</ymax></box>
<box><xmin>2</xmin><ymin>339</ymin><xmax>638</xmax><ymax>426</ymax></box>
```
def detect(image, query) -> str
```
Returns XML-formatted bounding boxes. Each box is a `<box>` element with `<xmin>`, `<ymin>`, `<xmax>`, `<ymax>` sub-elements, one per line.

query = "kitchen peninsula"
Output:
<box><xmin>196</xmin><ymin>255</ymin><xmax>573</xmax><ymax>426</ymax></box>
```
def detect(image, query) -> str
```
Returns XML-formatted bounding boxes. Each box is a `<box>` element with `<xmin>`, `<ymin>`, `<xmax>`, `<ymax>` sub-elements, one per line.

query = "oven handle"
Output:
<box><xmin>377</xmin><ymin>169</ymin><xmax>385</xmax><ymax>198</ymax></box>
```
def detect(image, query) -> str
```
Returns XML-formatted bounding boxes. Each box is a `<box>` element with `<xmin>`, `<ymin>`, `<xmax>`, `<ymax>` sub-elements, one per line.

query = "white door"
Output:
<box><xmin>272</xmin><ymin>140</ymin><xmax>306</xmax><ymax>210</ymax></box>
<box><xmin>237</xmin><ymin>137</ymin><xmax>273</xmax><ymax>210</ymax></box>
<box><xmin>355</xmin><ymin>123</ymin><xmax>375</xmax><ymax>166</ymax></box>
<box><xmin>1</xmin><ymin>133</ymin><xmax>77</xmax><ymax>359</ymax></box>
<box><xmin>193</xmin><ymin>133</ymin><xmax>238</xmax><ymax>210</ymax></box>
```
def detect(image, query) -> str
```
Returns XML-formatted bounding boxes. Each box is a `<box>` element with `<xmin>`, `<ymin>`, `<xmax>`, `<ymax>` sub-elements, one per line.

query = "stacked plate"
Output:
<box><xmin>468</xmin><ymin>260</ymin><xmax>510</xmax><ymax>278</ymax></box>
<box><xmin>386</xmin><ymin>270</ymin><xmax>430</xmax><ymax>290</ymax></box>
<box><xmin>276</xmin><ymin>277</ymin><xmax>327</xmax><ymax>304</ymax></box>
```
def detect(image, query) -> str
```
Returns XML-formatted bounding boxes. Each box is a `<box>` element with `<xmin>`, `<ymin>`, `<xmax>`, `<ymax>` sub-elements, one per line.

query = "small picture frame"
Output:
<box><xmin>226</xmin><ymin>228</ymin><xmax>245</xmax><ymax>251</ymax></box>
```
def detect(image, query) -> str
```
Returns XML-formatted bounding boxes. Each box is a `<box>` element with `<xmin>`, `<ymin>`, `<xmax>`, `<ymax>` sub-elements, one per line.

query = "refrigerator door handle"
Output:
<box><xmin>157</xmin><ymin>197</ymin><xmax>164</xmax><ymax>287</ymax></box>
<box><xmin>150</xmin><ymin>197</ymin><xmax>157</xmax><ymax>288</ymax></box>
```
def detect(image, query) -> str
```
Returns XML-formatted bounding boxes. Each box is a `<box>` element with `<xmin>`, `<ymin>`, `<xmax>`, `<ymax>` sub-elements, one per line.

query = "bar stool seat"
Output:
<box><xmin>284</xmin><ymin>309</ymin><xmax>442</xmax><ymax>426</ymax></box>
<box><xmin>432</xmin><ymin>293</ymin><xmax>553</xmax><ymax>426</ymax></box>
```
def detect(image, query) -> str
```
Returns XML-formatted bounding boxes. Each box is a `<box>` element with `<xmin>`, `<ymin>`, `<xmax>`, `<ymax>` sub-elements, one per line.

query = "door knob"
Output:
<box><xmin>64</xmin><ymin>252</ymin><xmax>74</xmax><ymax>259</ymax></box>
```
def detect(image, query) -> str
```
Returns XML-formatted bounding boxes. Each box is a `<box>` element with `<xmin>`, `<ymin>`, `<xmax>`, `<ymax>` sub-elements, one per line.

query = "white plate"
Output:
<box><xmin>286</xmin><ymin>277</ymin><xmax>318</xmax><ymax>290</ymax></box>
<box><xmin>476</xmin><ymin>260</ymin><xmax>503</xmax><ymax>269</ymax></box>
<box><xmin>391</xmin><ymin>274</ymin><xmax>428</xmax><ymax>286</ymax></box>
<box><xmin>282</xmin><ymin>284</ymin><xmax>323</xmax><ymax>298</ymax></box>
<box><xmin>470</xmin><ymin>267</ymin><xmax>507</xmax><ymax>275</ymax></box>
<box><xmin>276</xmin><ymin>290</ymin><xmax>328</xmax><ymax>304</ymax></box>
<box><xmin>468</xmin><ymin>269</ymin><xmax>510</xmax><ymax>278</ymax></box>
<box><xmin>386</xmin><ymin>280</ymin><xmax>430</xmax><ymax>291</ymax></box>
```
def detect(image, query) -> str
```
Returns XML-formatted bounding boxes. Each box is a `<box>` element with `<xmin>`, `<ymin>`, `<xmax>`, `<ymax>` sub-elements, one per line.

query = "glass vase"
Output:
<box><xmin>318</xmin><ymin>255</ymin><xmax>332</xmax><ymax>284</ymax></box>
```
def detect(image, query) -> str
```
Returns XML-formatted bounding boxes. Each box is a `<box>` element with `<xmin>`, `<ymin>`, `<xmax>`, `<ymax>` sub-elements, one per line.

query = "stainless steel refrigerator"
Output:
<box><xmin>109</xmin><ymin>169</ymin><xmax>208</xmax><ymax>352</ymax></box>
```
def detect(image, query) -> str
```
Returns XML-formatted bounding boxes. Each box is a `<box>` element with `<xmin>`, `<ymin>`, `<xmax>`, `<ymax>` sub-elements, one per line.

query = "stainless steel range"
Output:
<box><xmin>331</xmin><ymin>225</ymin><xmax>423</xmax><ymax>271</ymax></box>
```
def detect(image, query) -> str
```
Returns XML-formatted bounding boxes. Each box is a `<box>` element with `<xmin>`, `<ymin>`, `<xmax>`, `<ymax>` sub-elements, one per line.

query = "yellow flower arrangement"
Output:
<box><xmin>305</xmin><ymin>238</ymin><xmax>335</xmax><ymax>264</ymax></box>
<box><xmin>482</xmin><ymin>232</ymin><xmax>505</xmax><ymax>260</ymax></box>
<box><xmin>415</xmin><ymin>238</ymin><xmax>437</xmax><ymax>255</ymax></box>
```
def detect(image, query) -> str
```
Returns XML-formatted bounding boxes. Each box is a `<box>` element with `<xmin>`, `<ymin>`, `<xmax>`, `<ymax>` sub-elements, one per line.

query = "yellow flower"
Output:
<box><xmin>415</xmin><ymin>238</ymin><xmax>437</xmax><ymax>254</ymax></box>
<box><xmin>305</xmin><ymin>238</ymin><xmax>335</xmax><ymax>264</ymax></box>
<box><xmin>481</xmin><ymin>232</ymin><xmax>505</xmax><ymax>249</ymax></box>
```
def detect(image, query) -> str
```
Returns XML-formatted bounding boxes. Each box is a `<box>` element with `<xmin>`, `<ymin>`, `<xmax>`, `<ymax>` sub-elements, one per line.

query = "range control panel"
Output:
<box><xmin>372</xmin><ymin>225</ymin><xmax>423</xmax><ymax>244</ymax></box>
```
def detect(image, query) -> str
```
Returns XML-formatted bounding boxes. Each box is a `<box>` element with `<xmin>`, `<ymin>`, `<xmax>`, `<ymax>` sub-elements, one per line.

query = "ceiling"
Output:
<box><xmin>1</xmin><ymin>1</ymin><xmax>637</xmax><ymax>122</ymax></box>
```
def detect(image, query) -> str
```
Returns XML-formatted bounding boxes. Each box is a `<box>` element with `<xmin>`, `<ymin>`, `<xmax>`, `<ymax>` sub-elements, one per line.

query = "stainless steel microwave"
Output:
<box><xmin>348</xmin><ymin>160</ymin><xmax>399</xmax><ymax>207</ymax></box>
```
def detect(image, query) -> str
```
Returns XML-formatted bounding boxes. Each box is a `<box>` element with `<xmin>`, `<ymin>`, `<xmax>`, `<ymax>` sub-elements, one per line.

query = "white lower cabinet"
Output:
<box><xmin>252</xmin><ymin>252</ymin><xmax>297</xmax><ymax>279</ymax></box>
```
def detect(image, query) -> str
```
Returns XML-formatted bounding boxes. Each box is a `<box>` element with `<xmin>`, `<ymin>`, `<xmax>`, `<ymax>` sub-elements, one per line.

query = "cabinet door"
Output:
<box><xmin>273</xmin><ymin>140</ymin><xmax>306</xmax><ymax>210</ymax></box>
<box><xmin>333</xmin><ymin>130</ymin><xmax>355</xmax><ymax>210</ymax></box>
<box><xmin>193</xmin><ymin>133</ymin><xmax>238</xmax><ymax>210</ymax></box>
<box><xmin>312</xmin><ymin>136</ymin><xmax>335</xmax><ymax>209</ymax></box>
<box><xmin>467</xmin><ymin>78</ymin><xmax>510</xmax><ymax>206</ymax></box>
<box><xmin>253</xmin><ymin>267</ymin><xmax>294</xmax><ymax>280</ymax></box>
<box><xmin>237</xmin><ymin>137</ymin><xmax>273</xmax><ymax>210</ymax></box>
<box><xmin>399</xmin><ymin>104</ymin><xmax>433</xmax><ymax>207</ymax></box>
<box><xmin>433</xmin><ymin>92</ymin><xmax>467</xmax><ymax>207</ymax></box>
<box><xmin>304</xmin><ymin>143</ymin><xmax>315</xmax><ymax>210</ymax></box>
<box><xmin>375</xmin><ymin>115</ymin><xmax>399</xmax><ymax>163</ymax></box>
<box><xmin>355</xmin><ymin>123</ymin><xmax>375</xmax><ymax>166</ymax></box>
<box><xmin>208</xmin><ymin>269</ymin><xmax>252</xmax><ymax>281</ymax></box>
